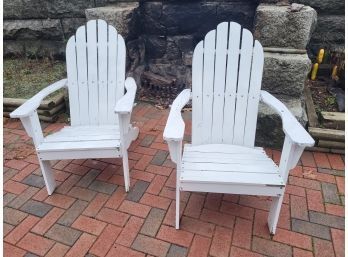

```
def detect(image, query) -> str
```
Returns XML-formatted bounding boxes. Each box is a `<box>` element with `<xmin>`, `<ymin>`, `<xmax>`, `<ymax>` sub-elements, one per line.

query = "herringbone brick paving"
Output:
<box><xmin>3</xmin><ymin>102</ymin><xmax>345</xmax><ymax>257</ymax></box>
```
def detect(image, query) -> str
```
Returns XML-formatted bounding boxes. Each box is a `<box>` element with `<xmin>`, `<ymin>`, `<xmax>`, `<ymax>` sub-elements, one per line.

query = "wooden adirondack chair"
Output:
<box><xmin>163</xmin><ymin>22</ymin><xmax>314</xmax><ymax>234</ymax></box>
<box><xmin>10</xmin><ymin>20</ymin><xmax>139</xmax><ymax>195</ymax></box>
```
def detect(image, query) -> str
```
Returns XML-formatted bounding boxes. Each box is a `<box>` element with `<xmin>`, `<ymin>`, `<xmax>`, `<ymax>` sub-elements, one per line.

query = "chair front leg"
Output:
<box><xmin>38</xmin><ymin>159</ymin><xmax>56</xmax><ymax>195</ymax></box>
<box><xmin>268</xmin><ymin>135</ymin><xmax>305</xmax><ymax>234</ymax></box>
<box><xmin>20</xmin><ymin>111</ymin><xmax>57</xmax><ymax>195</ymax></box>
<box><xmin>167</xmin><ymin>140</ymin><xmax>183</xmax><ymax>229</ymax></box>
<box><xmin>118</xmin><ymin>113</ymin><xmax>139</xmax><ymax>192</ymax></box>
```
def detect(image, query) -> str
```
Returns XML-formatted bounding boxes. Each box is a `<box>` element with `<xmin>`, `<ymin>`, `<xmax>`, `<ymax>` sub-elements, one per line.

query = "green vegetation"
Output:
<box><xmin>324</xmin><ymin>95</ymin><xmax>337</xmax><ymax>107</ymax></box>
<box><xmin>4</xmin><ymin>58</ymin><xmax>66</xmax><ymax>99</ymax></box>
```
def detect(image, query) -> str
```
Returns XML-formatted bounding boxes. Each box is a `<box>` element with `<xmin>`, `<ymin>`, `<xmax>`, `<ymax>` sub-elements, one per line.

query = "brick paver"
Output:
<box><xmin>3</xmin><ymin>103</ymin><xmax>345</xmax><ymax>256</ymax></box>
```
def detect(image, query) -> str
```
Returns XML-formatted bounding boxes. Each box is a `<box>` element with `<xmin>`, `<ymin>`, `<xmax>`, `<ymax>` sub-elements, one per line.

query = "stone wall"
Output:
<box><xmin>4</xmin><ymin>0</ymin><xmax>343</xmax><ymax>59</ymax></box>
<box><xmin>3</xmin><ymin>0</ymin><xmax>342</xmax><ymax>147</ymax></box>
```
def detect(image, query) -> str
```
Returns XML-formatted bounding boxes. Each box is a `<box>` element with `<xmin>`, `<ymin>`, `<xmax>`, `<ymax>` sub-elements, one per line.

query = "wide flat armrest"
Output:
<box><xmin>115</xmin><ymin>77</ymin><xmax>137</xmax><ymax>114</ymax></box>
<box><xmin>163</xmin><ymin>89</ymin><xmax>191</xmax><ymax>141</ymax></box>
<box><xmin>260</xmin><ymin>90</ymin><xmax>315</xmax><ymax>147</ymax></box>
<box><xmin>10</xmin><ymin>79</ymin><xmax>68</xmax><ymax>118</ymax></box>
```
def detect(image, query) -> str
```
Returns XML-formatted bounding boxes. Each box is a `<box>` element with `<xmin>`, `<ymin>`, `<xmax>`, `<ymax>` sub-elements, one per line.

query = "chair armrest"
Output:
<box><xmin>10</xmin><ymin>79</ymin><xmax>68</xmax><ymax>118</ymax></box>
<box><xmin>114</xmin><ymin>77</ymin><xmax>137</xmax><ymax>114</ymax></box>
<box><xmin>260</xmin><ymin>90</ymin><xmax>315</xmax><ymax>147</ymax></box>
<box><xmin>163</xmin><ymin>89</ymin><xmax>191</xmax><ymax>142</ymax></box>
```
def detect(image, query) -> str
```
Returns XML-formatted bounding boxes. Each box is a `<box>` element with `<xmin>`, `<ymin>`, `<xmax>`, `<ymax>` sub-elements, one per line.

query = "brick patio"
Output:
<box><xmin>3</xmin><ymin>102</ymin><xmax>345</xmax><ymax>257</ymax></box>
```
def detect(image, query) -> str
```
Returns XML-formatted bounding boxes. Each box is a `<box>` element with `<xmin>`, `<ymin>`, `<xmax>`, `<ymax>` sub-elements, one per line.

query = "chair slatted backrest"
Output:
<box><xmin>66</xmin><ymin>19</ymin><xmax>126</xmax><ymax>126</ymax></box>
<box><xmin>192</xmin><ymin>22</ymin><xmax>264</xmax><ymax>147</ymax></box>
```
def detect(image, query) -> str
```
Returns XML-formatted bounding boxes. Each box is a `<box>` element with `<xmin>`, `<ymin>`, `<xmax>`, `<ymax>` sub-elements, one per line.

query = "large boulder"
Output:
<box><xmin>4</xmin><ymin>19</ymin><xmax>64</xmax><ymax>40</ymax></box>
<box><xmin>254</xmin><ymin>4</ymin><xmax>317</xmax><ymax>49</ymax></box>
<box><xmin>262</xmin><ymin>50</ymin><xmax>312</xmax><ymax>97</ymax></box>
<box><xmin>85</xmin><ymin>3</ymin><xmax>139</xmax><ymax>40</ymax></box>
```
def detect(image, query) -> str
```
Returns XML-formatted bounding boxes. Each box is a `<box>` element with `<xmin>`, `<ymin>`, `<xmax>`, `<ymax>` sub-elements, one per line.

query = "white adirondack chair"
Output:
<box><xmin>163</xmin><ymin>22</ymin><xmax>314</xmax><ymax>234</ymax></box>
<box><xmin>10</xmin><ymin>20</ymin><xmax>139</xmax><ymax>194</ymax></box>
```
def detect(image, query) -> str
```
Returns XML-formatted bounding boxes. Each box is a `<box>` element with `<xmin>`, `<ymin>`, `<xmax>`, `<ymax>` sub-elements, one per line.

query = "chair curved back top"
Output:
<box><xmin>191</xmin><ymin>22</ymin><xmax>264</xmax><ymax>147</ymax></box>
<box><xmin>66</xmin><ymin>19</ymin><xmax>126</xmax><ymax>126</ymax></box>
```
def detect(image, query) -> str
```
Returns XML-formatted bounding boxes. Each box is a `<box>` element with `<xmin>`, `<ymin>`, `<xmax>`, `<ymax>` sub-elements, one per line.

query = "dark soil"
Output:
<box><xmin>307</xmin><ymin>78</ymin><xmax>339</xmax><ymax>113</ymax></box>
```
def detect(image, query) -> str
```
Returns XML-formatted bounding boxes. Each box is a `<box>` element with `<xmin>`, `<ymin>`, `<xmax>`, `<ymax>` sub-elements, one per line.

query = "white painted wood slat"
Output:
<box><xmin>87</xmin><ymin>20</ymin><xmax>99</xmax><ymax>125</ymax></box>
<box><xmin>233</xmin><ymin>29</ymin><xmax>254</xmax><ymax>145</ymax></box>
<box><xmin>184</xmin><ymin>144</ymin><xmax>264</xmax><ymax>154</ymax></box>
<box><xmin>211</xmin><ymin>22</ymin><xmax>228</xmax><ymax>143</ymax></box>
<box><xmin>191</xmin><ymin>41</ymin><xmax>204</xmax><ymax>145</ymax></box>
<box><xmin>75</xmin><ymin>25</ymin><xmax>89</xmax><ymax>125</ymax></box>
<box><xmin>38</xmin><ymin>140</ymin><xmax>120</xmax><ymax>152</ymax></box>
<box><xmin>60</xmin><ymin>125</ymin><xmax>118</xmax><ymax>132</ymax></box>
<box><xmin>182</xmin><ymin>162</ymin><xmax>277</xmax><ymax>173</ymax></box>
<box><xmin>57</xmin><ymin>125</ymin><xmax>120</xmax><ymax>135</ymax></box>
<box><xmin>44</xmin><ymin>134</ymin><xmax>120</xmax><ymax>143</ymax></box>
<box><xmin>66</xmin><ymin>37</ymin><xmax>80</xmax><ymax>126</ymax></box>
<box><xmin>116</xmin><ymin>35</ymin><xmax>126</xmax><ymax>105</ymax></box>
<box><xmin>183</xmin><ymin>153</ymin><xmax>269</xmax><ymax>163</ymax></box>
<box><xmin>201</xmin><ymin>29</ymin><xmax>216</xmax><ymax>144</ymax></box>
<box><xmin>97</xmin><ymin>20</ymin><xmax>109</xmax><ymax>124</ymax></box>
<box><xmin>183</xmin><ymin>152</ymin><xmax>266</xmax><ymax>160</ymax></box>
<box><xmin>39</xmin><ymin>149</ymin><xmax>121</xmax><ymax>161</ymax></box>
<box><xmin>181</xmin><ymin>183</ymin><xmax>282</xmax><ymax>197</ymax></box>
<box><xmin>244</xmin><ymin>40</ymin><xmax>264</xmax><ymax>147</ymax></box>
<box><xmin>222</xmin><ymin>22</ymin><xmax>241</xmax><ymax>143</ymax></box>
<box><xmin>108</xmin><ymin>25</ymin><xmax>118</xmax><ymax>123</ymax></box>
<box><xmin>181</xmin><ymin>170</ymin><xmax>284</xmax><ymax>186</ymax></box>
<box><xmin>43</xmin><ymin>125</ymin><xmax>120</xmax><ymax>143</ymax></box>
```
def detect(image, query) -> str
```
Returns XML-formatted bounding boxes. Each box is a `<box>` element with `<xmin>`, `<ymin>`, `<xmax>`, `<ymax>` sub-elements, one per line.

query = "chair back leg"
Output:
<box><xmin>175</xmin><ymin>141</ymin><xmax>183</xmax><ymax>229</ymax></box>
<box><xmin>121</xmin><ymin>151</ymin><xmax>130</xmax><ymax>192</ymax></box>
<box><xmin>38</xmin><ymin>159</ymin><xmax>56</xmax><ymax>195</ymax></box>
<box><xmin>267</xmin><ymin>191</ymin><xmax>285</xmax><ymax>235</ymax></box>
<box><xmin>176</xmin><ymin>177</ymin><xmax>180</xmax><ymax>229</ymax></box>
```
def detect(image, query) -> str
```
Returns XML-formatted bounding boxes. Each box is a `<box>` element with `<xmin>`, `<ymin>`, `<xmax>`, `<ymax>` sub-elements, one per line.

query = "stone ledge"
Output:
<box><xmin>4</xmin><ymin>19</ymin><xmax>64</xmax><ymax>40</ymax></box>
<box><xmin>291</xmin><ymin>0</ymin><xmax>345</xmax><ymax>15</ymax></box>
<box><xmin>4</xmin><ymin>0</ymin><xmax>94</xmax><ymax>19</ymax></box>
